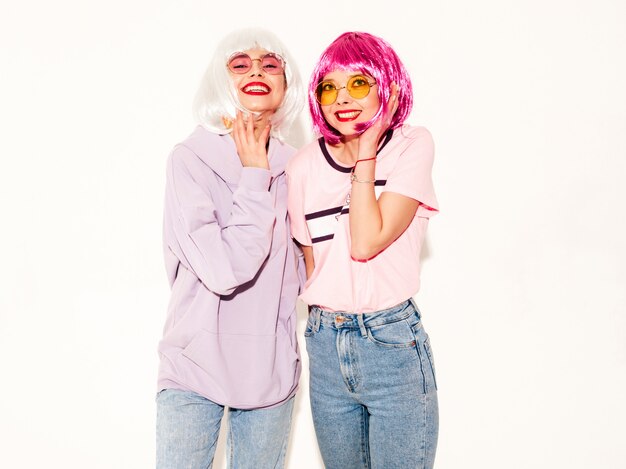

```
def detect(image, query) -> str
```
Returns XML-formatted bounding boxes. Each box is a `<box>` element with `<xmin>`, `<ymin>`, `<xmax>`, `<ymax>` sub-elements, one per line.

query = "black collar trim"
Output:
<box><xmin>318</xmin><ymin>129</ymin><xmax>394</xmax><ymax>174</ymax></box>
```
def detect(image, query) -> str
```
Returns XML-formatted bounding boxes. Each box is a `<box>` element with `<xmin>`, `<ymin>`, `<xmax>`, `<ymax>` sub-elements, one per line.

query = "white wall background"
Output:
<box><xmin>1</xmin><ymin>1</ymin><xmax>625</xmax><ymax>467</ymax></box>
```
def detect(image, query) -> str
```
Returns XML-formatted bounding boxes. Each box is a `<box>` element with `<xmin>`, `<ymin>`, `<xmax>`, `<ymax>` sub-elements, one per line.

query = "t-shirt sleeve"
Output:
<box><xmin>383</xmin><ymin>127</ymin><xmax>439</xmax><ymax>218</ymax></box>
<box><xmin>286</xmin><ymin>156</ymin><xmax>313</xmax><ymax>246</ymax></box>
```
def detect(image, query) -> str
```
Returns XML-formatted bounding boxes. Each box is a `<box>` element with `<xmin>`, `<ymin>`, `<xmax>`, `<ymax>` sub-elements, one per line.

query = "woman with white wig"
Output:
<box><xmin>156</xmin><ymin>28</ymin><xmax>304</xmax><ymax>468</ymax></box>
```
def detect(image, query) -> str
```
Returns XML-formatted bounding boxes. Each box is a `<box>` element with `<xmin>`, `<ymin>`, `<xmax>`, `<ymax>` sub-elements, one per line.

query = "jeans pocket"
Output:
<box><xmin>367</xmin><ymin>318</ymin><xmax>416</xmax><ymax>348</ymax></box>
<box><xmin>423</xmin><ymin>335</ymin><xmax>438</xmax><ymax>390</ymax></box>
<box><xmin>304</xmin><ymin>314</ymin><xmax>315</xmax><ymax>338</ymax></box>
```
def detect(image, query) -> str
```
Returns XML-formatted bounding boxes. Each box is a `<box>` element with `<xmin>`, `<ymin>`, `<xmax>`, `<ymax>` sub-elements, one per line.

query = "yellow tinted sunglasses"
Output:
<box><xmin>315</xmin><ymin>75</ymin><xmax>377</xmax><ymax>105</ymax></box>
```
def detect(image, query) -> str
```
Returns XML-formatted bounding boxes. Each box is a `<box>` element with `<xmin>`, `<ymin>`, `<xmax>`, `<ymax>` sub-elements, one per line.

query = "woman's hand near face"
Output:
<box><xmin>356</xmin><ymin>82</ymin><xmax>400</xmax><ymax>157</ymax></box>
<box><xmin>231</xmin><ymin>110</ymin><xmax>271</xmax><ymax>169</ymax></box>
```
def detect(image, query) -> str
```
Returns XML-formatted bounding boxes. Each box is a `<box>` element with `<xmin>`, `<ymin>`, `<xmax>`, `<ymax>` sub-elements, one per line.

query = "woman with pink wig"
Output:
<box><xmin>287</xmin><ymin>31</ymin><xmax>439</xmax><ymax>468</ymax></box>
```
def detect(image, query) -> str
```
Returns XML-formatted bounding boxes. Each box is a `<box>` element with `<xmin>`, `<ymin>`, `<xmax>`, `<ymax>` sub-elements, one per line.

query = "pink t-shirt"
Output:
<box><xmin>286</xmin><ymin>125</ymin><xmax>438</xmax><ymax>313</ymax></box>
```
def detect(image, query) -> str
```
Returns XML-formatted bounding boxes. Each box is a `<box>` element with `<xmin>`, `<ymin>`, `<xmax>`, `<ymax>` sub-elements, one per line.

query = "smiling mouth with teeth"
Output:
<box><xmin>335</xmin><ymin>110</ymin><xmax>362</xmax><ymax>122</ymax></box>
<box><xmin>242</xmin><ymin>83</ymin><xmax>270</xmax><ymax>94</ymax></box>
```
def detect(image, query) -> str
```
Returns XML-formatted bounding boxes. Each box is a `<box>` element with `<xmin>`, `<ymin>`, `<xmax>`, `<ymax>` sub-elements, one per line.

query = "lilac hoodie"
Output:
<box><xmin>157</xmin><ymin>126</ymin><xmax>302</xmax><ymax>409</ymax></box>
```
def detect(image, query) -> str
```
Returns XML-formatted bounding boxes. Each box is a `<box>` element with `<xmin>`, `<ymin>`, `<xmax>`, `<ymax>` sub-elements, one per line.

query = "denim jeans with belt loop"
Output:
<box><xmin>305</xmin><ymin>299</ymin><xmax>438</xmax><ymax>469</ymax></box>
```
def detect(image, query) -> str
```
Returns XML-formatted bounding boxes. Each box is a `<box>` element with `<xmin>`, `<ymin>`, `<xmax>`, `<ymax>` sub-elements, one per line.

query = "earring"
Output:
<box><xmin>222</xmin><ymin>116</ymin><xmax>234</xmax><ymax>129</ymax></box>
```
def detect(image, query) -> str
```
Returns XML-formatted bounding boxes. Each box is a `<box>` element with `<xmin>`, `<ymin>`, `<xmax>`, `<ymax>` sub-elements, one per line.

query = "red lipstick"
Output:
<box><xmin>334</xmin><ymin>110</ymin><xmax>362</xmax><ymax>122</ymax></box>
<box><xmin>241</xmin><ymin>81</ymin><xmax>271</xmax><ymax>95</ymax></box>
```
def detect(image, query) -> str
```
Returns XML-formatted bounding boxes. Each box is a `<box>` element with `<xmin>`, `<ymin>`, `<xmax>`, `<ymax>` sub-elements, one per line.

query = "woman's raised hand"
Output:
<box><xmin>358</xmin><ymin>82</ymin><xmax>400</xmax><ymax>154</ymax></box>
<box><xmin>232</xmin><ymin>110</ymin><xmax>271</xmax><ymax>169</ymax></box>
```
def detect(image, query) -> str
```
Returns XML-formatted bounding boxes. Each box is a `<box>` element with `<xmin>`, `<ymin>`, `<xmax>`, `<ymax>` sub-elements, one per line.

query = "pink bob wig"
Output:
<box><xmin>308</xmin><ymin>32</ymin><xmax>413</xmax><ymax>145</ymax></box>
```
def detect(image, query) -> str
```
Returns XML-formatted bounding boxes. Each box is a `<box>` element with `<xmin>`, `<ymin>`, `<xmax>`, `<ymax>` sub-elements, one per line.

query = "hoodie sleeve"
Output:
<box><xmin>164</xmin><ymin>145</ymin><xmax>276</xmax><ymax>296</ymax></box>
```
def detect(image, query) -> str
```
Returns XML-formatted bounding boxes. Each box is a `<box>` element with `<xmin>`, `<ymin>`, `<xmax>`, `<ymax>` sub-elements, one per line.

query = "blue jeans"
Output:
<box><xmin>156</xmin><ymin>389</ymin><xmax>294</xmax><ymax>468</ymax></box>
<box><xmin>305</xmin><ymin>299</ymin><xmax>438</xmax><ymax>469</ymax></box>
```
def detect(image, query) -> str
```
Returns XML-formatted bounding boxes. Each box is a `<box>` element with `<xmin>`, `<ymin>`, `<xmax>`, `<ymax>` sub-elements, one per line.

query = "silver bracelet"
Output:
<box><xmin>350</xmin><ymin>172</ymin><xmax>375</xmax><ymax>184</ymax></box>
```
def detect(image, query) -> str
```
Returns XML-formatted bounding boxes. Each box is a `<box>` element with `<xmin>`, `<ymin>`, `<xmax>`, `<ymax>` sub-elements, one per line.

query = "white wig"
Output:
<box><xmin>193</xmin><ymin>28</ymin><xmax>303</xmax><ymax>140</ymax></box>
